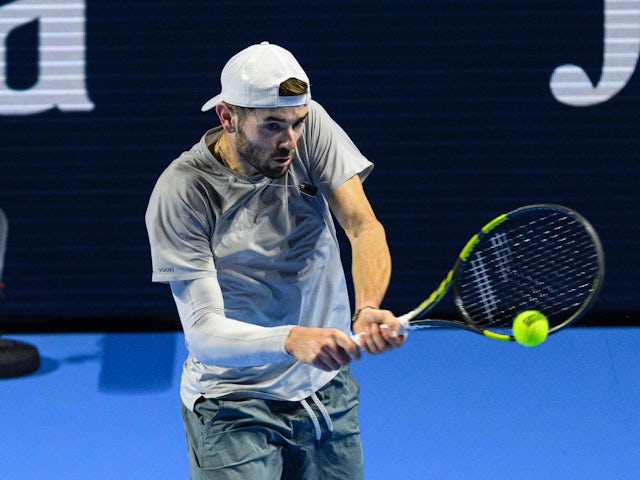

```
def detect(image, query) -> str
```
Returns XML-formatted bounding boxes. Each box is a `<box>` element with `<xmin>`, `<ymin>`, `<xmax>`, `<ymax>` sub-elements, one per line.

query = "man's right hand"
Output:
<box><xmin>285</xmin><ymin>326</ymin><xmax>361</xmax><ymax>371</ymax></box>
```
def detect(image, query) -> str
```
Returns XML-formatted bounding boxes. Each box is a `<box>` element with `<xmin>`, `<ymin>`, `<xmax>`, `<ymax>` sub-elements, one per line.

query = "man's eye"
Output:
<box><xmin>265</xmin><ymin>123</ymin><xmax>281</xmax><ymax>131</ymax></box>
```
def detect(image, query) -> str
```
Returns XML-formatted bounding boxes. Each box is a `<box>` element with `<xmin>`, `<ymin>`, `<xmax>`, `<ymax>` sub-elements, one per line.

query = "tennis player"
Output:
<box><xmin>145</xmin><ymin>41</ymin><xmax>405</xmax><ymax>479</ymax></box>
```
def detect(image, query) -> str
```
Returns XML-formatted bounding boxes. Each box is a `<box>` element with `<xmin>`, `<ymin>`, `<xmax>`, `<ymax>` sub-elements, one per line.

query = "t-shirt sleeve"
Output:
<box><xmin>145</xmin><ymin>161</ymin><xmax>217</xmax><ymax>283</ymax></box>
<box><xmin>301</xmin><ymin>100</ymin><xmax>374</xmax><ymax>194</ymax></box>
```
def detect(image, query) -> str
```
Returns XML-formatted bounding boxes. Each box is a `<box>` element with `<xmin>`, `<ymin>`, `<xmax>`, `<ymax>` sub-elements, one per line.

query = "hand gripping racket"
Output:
<box><xmin>354</xmin><ymin>204</ymin><xmax>605</xmax><ymax>343</ymax></box>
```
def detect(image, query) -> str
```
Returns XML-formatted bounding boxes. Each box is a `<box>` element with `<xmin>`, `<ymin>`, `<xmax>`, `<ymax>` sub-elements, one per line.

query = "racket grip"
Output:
<box><xmin>350</xmin><ymin>314</ymin><xmax>411</xmax><ymax>347</ymax></box>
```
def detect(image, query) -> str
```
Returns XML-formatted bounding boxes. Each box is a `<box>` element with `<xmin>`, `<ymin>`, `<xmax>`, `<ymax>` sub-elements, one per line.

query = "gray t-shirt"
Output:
<box><xmin>146</xmin><ymin>100</ymin><xmax>373</xmax><ymax>404</ymax></box>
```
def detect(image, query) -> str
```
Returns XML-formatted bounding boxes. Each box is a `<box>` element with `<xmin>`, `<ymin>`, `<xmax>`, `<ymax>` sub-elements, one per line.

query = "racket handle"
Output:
<box><xmin>351</xmin><ymin>314</ymin><xmax>411</xmax><ymax>347</ymax></box>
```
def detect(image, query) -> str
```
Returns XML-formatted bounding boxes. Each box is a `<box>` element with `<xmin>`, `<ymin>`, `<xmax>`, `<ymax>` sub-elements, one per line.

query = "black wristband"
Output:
<box><xmin>351</xmin><ymin>305</ymin><xmax>377</xmax><ymax>324</ymax></box>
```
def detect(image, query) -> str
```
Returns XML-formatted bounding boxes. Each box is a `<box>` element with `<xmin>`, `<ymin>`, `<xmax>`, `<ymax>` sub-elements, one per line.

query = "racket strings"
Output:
<box><xmin>458</xmin><ymin>210</ymin><xmax>601</xmax><ymax>330</ymax></box>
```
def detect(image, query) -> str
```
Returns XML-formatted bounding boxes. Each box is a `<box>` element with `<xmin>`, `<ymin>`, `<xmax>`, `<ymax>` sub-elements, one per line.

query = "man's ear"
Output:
<box><xmin>215</xmin><ymin>103</ymin><xmax>237</xmax><ymax>133</ymax></box>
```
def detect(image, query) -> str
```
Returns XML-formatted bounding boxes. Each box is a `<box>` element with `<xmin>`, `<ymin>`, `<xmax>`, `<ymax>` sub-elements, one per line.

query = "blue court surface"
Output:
<box><xmin>1</xmin><ymin>327</ymin><xmax>639</xmax><ymax>479</ymax></box>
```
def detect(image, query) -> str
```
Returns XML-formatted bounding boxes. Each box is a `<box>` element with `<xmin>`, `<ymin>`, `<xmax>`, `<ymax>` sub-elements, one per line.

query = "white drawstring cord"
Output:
<box><xmin>300</xmin><ymin>393</ymin><xmax>334</xmax><ymax>441</ymax></box>
<box><xmin>311</xmin><ymin>392</ymin><xmax>334</xmax><ymax>434</ymax></box>
<box><xmin>300</xmin><ymin>398</ymin><xmax>321</xmax><ymax>441</ymax></box>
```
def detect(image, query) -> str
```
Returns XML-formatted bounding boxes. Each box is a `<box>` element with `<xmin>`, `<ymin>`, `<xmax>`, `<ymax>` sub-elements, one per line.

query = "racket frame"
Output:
<box><xmin>399</xmin><ymin>204</ymin><xmax>605</xmax><ymax>342</ymax></box>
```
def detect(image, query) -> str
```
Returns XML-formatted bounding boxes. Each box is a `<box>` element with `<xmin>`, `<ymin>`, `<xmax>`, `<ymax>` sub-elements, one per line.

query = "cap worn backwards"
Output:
<box><xmin>201</xmin><ymin>41</ymin><xmax>311</xmax><ymax>112</ymax></box>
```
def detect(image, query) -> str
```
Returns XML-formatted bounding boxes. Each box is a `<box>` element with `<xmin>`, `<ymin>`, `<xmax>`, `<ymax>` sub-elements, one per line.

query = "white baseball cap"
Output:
<box><xmin>201</xmin><ymin>41</ymin><xmax>311</xmax><ymax>112</ymax></box>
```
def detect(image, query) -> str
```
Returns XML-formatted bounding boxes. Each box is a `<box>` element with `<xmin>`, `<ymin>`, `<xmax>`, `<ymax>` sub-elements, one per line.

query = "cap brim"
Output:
<box><xmin>201</xmin><ymin>94</ymin><xmax>224</xmax><ymax>112</ymax></box>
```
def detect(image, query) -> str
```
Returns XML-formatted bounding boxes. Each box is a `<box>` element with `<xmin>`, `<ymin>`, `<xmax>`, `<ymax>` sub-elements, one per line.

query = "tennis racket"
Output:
<box><xmin>353</xmin><ymin>204</ymin><xmax>605</xmax><ymax>343</ymax></box>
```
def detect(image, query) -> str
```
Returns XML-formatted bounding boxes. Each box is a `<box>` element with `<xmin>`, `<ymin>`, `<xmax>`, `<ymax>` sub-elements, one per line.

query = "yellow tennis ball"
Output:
<box><xmin>512</xmin><ymin>310</ymin><xmax>549</xmax><ymax>347</ymax></box>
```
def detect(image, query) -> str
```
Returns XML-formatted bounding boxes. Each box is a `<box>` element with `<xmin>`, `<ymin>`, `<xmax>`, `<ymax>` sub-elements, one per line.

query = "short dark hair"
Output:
<box><xmin>234</xmin><ymin>77</ymin><xmax>309</xmax><ymax>119</ymax></box>
<box><xmin>279</xmin><ymin>77</ymin><xmax>308</xmax><ymax>96</ymax></box>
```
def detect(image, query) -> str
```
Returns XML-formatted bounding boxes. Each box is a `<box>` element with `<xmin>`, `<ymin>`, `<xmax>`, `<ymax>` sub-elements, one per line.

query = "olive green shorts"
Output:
<box><xmin>180</xmin><ymin>367</ymin><xmax>364</xmax><ymax>480</ymax></box>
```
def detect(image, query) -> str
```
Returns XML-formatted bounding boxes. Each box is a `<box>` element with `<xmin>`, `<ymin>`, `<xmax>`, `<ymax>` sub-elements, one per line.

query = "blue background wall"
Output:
<box><xmin>0</xmin><ymin>0</ymin><xmax>638</xmax><ymax>328</ymax></box>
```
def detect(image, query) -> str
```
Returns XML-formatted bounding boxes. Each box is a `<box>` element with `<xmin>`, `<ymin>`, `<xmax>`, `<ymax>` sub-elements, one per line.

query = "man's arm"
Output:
<box><xmin>327</xmin><ymin>175</ymin><xmax>405</xmax><ymax>353</ymax></box>
<box><xmin>173</xmin><ymin>277</ymin><xmax>361</xmax><ymax>371</ymax></box>
<box><xmin>171</xmin><ymin>278</ymin><xmax>294</xmax><ymax>366</ymax></box>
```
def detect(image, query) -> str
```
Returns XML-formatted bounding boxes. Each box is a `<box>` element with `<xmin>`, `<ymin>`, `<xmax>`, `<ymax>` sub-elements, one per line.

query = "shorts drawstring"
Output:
<box><xmin>300</xmin><ymin>392</ymin><xmax>334</xmax><ymax>441</ymax></box>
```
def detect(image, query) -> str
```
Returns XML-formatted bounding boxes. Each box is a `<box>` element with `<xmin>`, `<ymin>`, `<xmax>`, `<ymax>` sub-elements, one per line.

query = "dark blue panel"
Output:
<box><xmin>0</xmin><ymin>0</ymin><xmax>638</xmax><ymax>325</ymax></box>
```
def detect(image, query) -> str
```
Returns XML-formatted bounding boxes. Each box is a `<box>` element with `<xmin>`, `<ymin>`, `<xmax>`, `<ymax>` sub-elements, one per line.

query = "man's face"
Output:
<box><xmin>233</xmin><ymin>105</ymin><xmax>309</xmax><ymax>179</ymax></box>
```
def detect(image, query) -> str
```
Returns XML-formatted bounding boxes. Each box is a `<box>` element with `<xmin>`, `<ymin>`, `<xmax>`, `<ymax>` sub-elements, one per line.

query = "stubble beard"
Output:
<box><xmin>235</xmin><ymin>125</ymin><xmax>291</xmax><ymax>179</ymax></box>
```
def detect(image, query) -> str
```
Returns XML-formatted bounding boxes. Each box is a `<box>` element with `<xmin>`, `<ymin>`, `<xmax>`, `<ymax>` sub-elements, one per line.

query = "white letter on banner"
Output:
<box><xmin>550</xmin><ymin>0</ymin><xmax>640</xmax><ymax>106</ymax></box>
<box><xmin>0</xmin><ymin>0</ymin><xmax>94</xmax><ymax>115</ymax></box>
